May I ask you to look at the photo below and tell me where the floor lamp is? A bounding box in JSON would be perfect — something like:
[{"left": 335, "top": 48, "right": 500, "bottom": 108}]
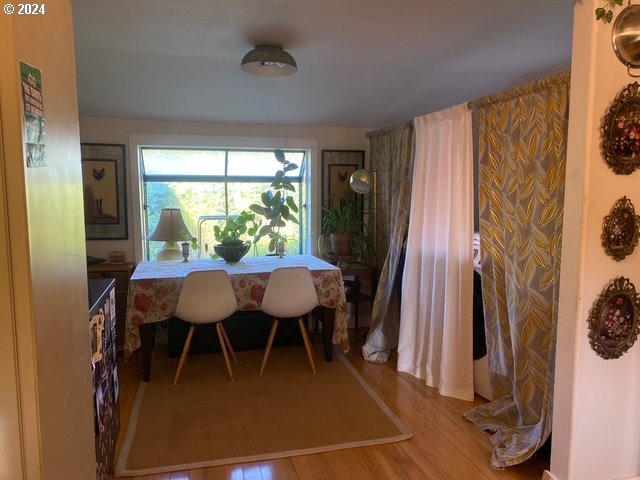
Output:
[{"left": 349, "top": 169, "right": 377, "bottom": 260}]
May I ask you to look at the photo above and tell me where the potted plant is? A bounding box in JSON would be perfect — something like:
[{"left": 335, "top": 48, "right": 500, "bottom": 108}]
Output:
[
  {"left": 320, "top": 192, "right": 370, "bottom": 261},
  {"left": 211, "top": 210, "right": 260, "bottom": 262},
  {"left": 249, "top": 149, "right": 300, "bottom": 254}
]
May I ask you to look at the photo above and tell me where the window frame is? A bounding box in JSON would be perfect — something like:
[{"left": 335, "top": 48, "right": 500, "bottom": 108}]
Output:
[{"left": 128, "top": 134, "right": 317, "bottom": 263}]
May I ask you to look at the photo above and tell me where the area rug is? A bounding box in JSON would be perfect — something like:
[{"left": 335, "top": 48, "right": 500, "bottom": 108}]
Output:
[{"left": 114, "top": 346, "right": 411, "bottom": 477}]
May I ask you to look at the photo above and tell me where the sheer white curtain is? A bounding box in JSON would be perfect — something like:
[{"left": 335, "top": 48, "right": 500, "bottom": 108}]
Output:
[{"left": 397, "top": 103, "right": 474, "bottom": 401}]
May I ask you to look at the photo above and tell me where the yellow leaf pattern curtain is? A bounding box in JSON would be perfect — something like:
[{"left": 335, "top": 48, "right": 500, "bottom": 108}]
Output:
[
  {"left": 362, "top": 122, "right": 415, "bottom": 363},
  {"left": 464, "top": 71, "right": 570, "bottom": 468}
]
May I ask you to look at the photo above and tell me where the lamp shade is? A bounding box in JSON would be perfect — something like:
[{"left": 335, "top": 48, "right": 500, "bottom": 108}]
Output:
[
  {"left": 241, "top": 45, "right": 297, "bottom": 77},
  {"left": 350, "top": 169, "right": 372, "bottom": 194},
  {"left": 148, "top": 208, "right": 190, "bottom": 242}
]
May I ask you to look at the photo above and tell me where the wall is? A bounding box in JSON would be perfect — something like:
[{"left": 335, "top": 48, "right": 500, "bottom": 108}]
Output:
[
  {"left": 80, "top": 117, "right": 369, "bottom": 263},
  {"left": 549, "top": 1, "right": 640, "bottom": 479},
  {"left": 0, "top": 1, "right": 97, "bottom": 478}
]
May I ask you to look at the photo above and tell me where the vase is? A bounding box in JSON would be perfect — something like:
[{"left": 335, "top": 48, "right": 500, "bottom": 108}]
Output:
[{"left": 214, "top": 242, "right": 250, "bottom": 263}]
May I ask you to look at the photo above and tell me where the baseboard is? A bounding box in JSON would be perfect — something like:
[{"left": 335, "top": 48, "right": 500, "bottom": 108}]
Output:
[{"left": 544, "top": 470, "right": 640, "bottom": 480}]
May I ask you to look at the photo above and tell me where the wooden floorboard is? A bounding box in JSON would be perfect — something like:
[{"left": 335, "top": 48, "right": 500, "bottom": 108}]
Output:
[{"left": 115, "top": 327, "right": 549, "bottom": 480}]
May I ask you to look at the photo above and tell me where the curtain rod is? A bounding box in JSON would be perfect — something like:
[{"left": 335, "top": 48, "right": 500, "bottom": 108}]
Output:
[
  {"left": 365, "top": 70, "right": 570, "bottom": 137},
  {"left": 467, "top": 70, "right": 570, "bottom": 110},
  {"left": 366, "top": 120, "right": 414, "bottom": 139}
]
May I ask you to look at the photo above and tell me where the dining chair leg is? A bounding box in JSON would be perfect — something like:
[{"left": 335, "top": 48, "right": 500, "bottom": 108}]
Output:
[
  {"left": 260, "top": 318, "right": 279, "bottom": 375},
  {"left": 298, "top": 317, "right": 317, "bottom": 375},
  {"left": 216, "top": 323, "right": 235, "bottom": 381},
  {"left": 219, "top": 322, "right": 237, "bottom": 362},
  {"left": 173, "top": 325, "right": 195, "bottom": 384}
]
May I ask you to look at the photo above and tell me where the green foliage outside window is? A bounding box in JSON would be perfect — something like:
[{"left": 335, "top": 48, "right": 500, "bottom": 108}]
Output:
[{"left": 143, "top": 148, "right": 304, "bottom": 260}]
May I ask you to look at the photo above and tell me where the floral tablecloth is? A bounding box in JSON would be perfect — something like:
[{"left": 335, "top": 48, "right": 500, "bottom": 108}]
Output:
[{"left": 124, "top": 255, "right": 349, "bottom": 357}]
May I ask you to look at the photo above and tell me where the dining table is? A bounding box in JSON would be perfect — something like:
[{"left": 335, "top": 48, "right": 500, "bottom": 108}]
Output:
[{"left": 124, "top": 254, "right": 350, "bottom": 381}]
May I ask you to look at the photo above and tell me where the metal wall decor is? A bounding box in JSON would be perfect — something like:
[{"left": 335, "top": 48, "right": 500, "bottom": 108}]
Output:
[
  {"left": 602, "top": 196, "right": 640, "bottom": 260},
  {"left": 601, "top": 82, "right": 640, "bottom": 174},
  {"left": 612, "top": 3, "right": 640, "bottom": 77},
  {"left": 588, "top": 277, "right": 640, "bottom": 359}
]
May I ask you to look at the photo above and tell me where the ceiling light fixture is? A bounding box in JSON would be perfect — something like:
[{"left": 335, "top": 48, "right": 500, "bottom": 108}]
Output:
[{"left": 241, "top": 44, "right": 298, "bottom": 77}]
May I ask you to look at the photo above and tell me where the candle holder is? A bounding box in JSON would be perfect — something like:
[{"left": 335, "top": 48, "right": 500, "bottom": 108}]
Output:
[{"left": 181, "top": 242, "right": 190, "bottom": 262}]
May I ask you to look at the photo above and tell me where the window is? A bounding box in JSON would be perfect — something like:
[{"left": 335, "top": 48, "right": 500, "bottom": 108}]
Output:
[{"left": 141, "top": 147, "right": 308, "bottom": 260}]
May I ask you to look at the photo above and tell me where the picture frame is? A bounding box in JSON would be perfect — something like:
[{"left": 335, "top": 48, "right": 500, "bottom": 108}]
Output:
[
  {"left": 601, "top": 81, "right": 640, "bottom": 175},
  {"left": 587, "top": 276, "right": 640, "bottom": 359},
  {"left": 321, "top": 150, "right": 364, "bottom": 209},
  {"left": 601, "top": 196, "right": 640, "bottom": 261},
  {"left": 81, "top": 143, "right": 128, "bottom": 240}
]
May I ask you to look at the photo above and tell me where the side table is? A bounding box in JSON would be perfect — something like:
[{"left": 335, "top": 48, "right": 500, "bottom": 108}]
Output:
[{"left": 339, "top": 262, "right": 377, "bottom": 331}]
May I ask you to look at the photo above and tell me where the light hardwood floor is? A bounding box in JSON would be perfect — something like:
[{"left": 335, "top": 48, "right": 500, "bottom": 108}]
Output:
[{"left": 115, "top": 328, "right": 549, "bottom": 480}]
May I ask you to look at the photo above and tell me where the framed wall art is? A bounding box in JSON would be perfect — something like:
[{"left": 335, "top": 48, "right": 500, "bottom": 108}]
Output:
[
  {"left": 587, "top": 276, "right": 640, "bottom": 359},
  {"left": 601, "top": 81, "right": 640, "bottom": 174},
  {"left": 601, "top": 196, "right": 640, "bottom": 261},
  {"left": 81, "top": 143, "right": 128, "bottom": 240},
  {"left": 321, "top": 149, "right": 364, "bottom": 208}
]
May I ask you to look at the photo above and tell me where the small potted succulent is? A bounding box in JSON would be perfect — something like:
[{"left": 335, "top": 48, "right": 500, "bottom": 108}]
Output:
[{"left": 211, "top": 210, "right": 260, "bottom": 262}]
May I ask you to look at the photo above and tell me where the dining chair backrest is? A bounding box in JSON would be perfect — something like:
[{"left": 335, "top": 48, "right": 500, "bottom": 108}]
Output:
[
  {"left": 261, "top": 267, "right": 319, "bottom": 318},
  {"left": 175, "top": 270, "right": 238, "bottom": 324}
]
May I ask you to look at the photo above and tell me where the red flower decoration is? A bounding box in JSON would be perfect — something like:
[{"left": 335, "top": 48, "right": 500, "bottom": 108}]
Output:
[
  {"left": 134, "top": 293, "right": 151, "bottom": 314},
  {"left": 250, "top": 284, "right": 265, "bottom": 303}
]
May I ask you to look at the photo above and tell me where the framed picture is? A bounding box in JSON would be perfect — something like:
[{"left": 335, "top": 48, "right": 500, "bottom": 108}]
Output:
[
  {"left": 81, "top": 143, "right": 128, "bottom": 240},
  {"left": 587, "top": 276, "right": 640, "bottom": 359},
  {"left": 601, "top": 82, "right": 640, "bottom": 174},
  {"left": 601, "top": 196, "right": 640, "bottom": 261},
  {"left": 321, "top": 150, "right": 364, "bottom": 208}
]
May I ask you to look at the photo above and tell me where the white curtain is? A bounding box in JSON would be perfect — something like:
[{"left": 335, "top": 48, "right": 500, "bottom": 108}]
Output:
[{"left": 397, "top": 103, "right": 474, "bottom": 401}]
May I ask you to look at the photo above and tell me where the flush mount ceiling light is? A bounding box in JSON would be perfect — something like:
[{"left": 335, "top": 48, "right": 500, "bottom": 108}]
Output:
[{"left": 241, "top": 44, "right": 297, "bottom": 77}]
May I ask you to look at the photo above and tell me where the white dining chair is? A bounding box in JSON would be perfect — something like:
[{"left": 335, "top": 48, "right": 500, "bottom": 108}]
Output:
[
  {"left": 259, "top": 267, "right": 319, "bottom": 375},
  {"left": 173, "top": 270, "right": 238, "bottom": 384}
]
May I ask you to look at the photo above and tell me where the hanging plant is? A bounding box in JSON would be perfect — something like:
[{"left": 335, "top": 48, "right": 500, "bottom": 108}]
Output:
[{"left": 596, "top": 0, "right": 624, "bottom": 23}]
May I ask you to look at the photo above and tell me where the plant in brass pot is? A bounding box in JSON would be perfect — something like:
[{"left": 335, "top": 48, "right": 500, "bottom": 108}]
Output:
[
  {"left": 320, "top": 192, "right": 371, "bottom": 263},
  {"left": 211, "top": 210, "right": 260, "bottom": 262},
  {"left": 249, "top": 149, "right": 299, "bottom": 254}
]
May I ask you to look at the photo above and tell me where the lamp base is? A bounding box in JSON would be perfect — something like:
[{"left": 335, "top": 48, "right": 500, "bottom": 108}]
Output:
[{"left": 156, "top": 242, "right": 182, "bottom": 261}]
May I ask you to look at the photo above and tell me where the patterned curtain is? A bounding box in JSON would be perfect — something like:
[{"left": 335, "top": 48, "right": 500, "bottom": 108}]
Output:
[
  {"left": 464, "top": 71, "right": 570, "bottom": 467},
  {"left": 362, "top": 122, "right": 415, "bottom": 363}
]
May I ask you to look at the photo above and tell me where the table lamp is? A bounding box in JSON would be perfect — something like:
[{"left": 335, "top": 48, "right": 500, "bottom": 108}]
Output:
[{"left": 147, "top": 208, "right": 191, "bottom": 261}]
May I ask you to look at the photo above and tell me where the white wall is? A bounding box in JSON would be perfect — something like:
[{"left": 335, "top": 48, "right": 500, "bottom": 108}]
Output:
[
  {"left": 79, "top": 117, "right": 369, "bottom": 263},
  {"left": 550, "top": 2, "right": 640, "bottom": 479}
]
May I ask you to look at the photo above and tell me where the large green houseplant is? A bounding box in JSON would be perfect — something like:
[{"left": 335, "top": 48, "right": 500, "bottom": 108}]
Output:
[
  {"left": 320, "top": 192, "right": 371, "bottom": 262},
  {"left": 249, "top": 149, "right": 300, "bottom": 253}
]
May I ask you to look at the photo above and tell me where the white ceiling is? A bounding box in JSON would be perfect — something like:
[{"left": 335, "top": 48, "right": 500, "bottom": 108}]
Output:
[{"left": 72, "top": 0, "right": 574, "bottom": 130}]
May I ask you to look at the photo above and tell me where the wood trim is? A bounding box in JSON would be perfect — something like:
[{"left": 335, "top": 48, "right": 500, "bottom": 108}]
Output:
[{"left": 0, "top": 14, "right": 42, "bottom": 479}]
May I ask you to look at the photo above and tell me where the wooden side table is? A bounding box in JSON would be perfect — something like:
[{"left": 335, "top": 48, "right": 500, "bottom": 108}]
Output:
[{"left": 339, "top": 262, "right": 377, "bottom": 331}]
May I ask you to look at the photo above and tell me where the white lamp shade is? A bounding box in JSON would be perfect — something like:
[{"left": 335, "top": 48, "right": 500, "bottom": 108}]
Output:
[
  {"left": 148, "top": 208, "right": 191, "bottom": 242},
  {"left": 350, "top": 169, "right": 372, "bottom": 194}
]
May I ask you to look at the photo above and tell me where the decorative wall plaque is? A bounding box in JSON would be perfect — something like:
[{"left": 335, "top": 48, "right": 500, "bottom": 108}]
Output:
[
  {"left": 601, "top": 196, "right": 640, "bottom": 261},
  {"left": 601, "top": 82, "right": 640, "bottom": 174},
  {"left": 588, "top": 277, "right": 640, "bottom": 359}
]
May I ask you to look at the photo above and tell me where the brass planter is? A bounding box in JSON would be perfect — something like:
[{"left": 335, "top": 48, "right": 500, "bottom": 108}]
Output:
[{"left": 330, "top": 233, "right": 352, "bottom": 257}]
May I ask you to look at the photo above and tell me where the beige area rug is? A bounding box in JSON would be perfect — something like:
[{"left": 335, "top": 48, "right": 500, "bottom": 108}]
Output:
[{"left": 115, "top": 346, "right": 411, "bottom": 477}]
